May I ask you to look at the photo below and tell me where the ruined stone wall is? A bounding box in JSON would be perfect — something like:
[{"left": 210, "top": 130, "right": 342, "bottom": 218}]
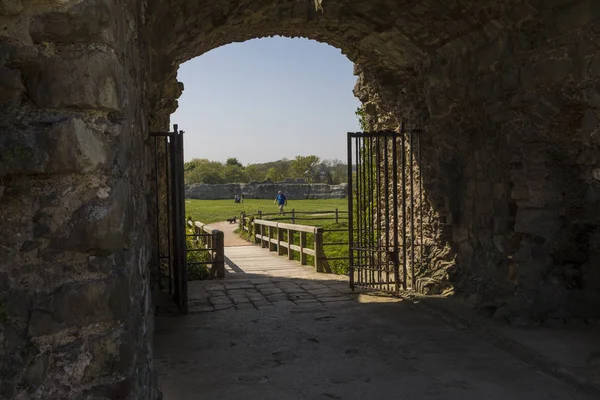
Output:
[
  {"left": 356, "top": 3, "right": 600, "bottom": 324},
  {"left": 185, "top": 182, "right": 348, "bottom": 200},
  {"left": 0, "top": 0, "right": 159, "bottom": 397}
]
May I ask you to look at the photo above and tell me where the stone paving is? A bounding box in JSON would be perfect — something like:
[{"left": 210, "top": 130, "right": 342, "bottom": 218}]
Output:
[
  {"left": 187, "top": 245, "right": 358, "bottom": 313},
  {"left": 155, "top": 243, "right": 597, "bottom": 400}
]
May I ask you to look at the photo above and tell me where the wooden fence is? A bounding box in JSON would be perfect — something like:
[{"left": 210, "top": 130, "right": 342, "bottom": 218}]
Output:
[
  {"left": 242, "top": 208, "right": 348, "bottom": 224},
  {"left": 186, "top": 219, "right": 225, "bottom": 279},
  {"left": 241, "top": 218, "right": 334, "bottom": 273}
]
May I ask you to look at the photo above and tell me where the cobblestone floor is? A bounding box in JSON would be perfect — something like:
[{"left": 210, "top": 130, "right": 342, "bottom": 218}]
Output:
[
  {"left": 187, "top": 245, "right": 362, "bottom": 313},
  {"left": 155, "top": 244, "right": 595, "bottom": 400}
]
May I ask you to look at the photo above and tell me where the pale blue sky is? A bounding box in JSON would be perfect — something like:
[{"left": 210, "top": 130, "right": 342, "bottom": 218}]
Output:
[{"left": 171, "top": 37, "right": 362, "bottom": 164}]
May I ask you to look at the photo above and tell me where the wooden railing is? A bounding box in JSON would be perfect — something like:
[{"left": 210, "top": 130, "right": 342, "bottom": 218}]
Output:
[
  {"left": 249, "top": 219, "right": 332, "bottom": 273},
  {"left": 186, "top": 220, "right": 225, "bottom": 279},
  {"left": 242, "top": 208, "right": 348, "bottom": 224}
]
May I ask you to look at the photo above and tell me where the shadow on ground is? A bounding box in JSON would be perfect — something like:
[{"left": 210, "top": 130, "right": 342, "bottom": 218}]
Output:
[{"left": 154, "top": 267, "right": 599, "bottom": 400}]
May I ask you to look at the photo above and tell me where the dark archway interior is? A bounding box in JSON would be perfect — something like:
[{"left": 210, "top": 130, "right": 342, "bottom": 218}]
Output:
[{"left": 0, "top": 0, "right": 599, "bottom": 398}]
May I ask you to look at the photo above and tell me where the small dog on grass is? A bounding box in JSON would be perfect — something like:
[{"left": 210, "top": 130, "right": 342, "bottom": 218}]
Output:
[{"left": 227, "top": 216, "right": 237, "bottom": 224}]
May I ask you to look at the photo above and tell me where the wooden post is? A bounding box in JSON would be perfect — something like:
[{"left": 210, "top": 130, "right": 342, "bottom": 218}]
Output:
[
  {"left": 277, "top": 225, "right": 284, "bottom": 255},
  {"left": 314, "top": 227, "right": 323, "bottom": 272},
  {"left": 314, "top": 227, "right": 331, "bottom": 273},
  {"left": 288, "top": 229, "right": 294, "bottom": 260},
  {"left": 335, "top": 208, "right": 339, "bottom": 224},
  {"left": 241, "top": 212, "right": 246, "bottom": 230},
  {"left": 258, "top": 210, "right": 262, "bottom": 220},
  {"left": 213, "top": 230, "right": 225, "bottom": 278},
  {"left": 292, "top": 209, "right": 295, "bottom": 224},
  {"left": 268, "top": 226, "right": 275, "bottom": 251},
  {"left": 260, "top": 223, "right": 266, "bottom": 248},
  {"left": 300, "top": 232, "right": 307, "bottom": 265}
]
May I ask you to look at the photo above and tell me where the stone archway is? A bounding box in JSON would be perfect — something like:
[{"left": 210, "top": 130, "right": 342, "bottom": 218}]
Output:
[{"left": 1, "top": 0, "right": 599, "bottom": 398}]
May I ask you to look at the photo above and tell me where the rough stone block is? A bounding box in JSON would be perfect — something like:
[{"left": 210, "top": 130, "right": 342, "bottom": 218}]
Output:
[
  {"left": 535, "top": 58, "right": 575, "bottom": 84},
  {"left": 555, "top": 0, "right": 600, "bottom": 34},
  {"left": 453, "top": 226, "right": 469, "bottom": 243},
  {"left": 30, "top": 0, "right": 116, "bottom": 45},
  {"left": 0, "top": 0, "right": 22, "bottom": 15},
  {"left": 0, "top": 65, "right": 24, "bottom": 110},
  {"left": 511, "top": 185, "right": 529, "bottom": 200},
  {"left": 567, "top": 290, "right": 600, "bottom": 318},
  {"left": 83, "top": 331, "right": 130, "bottom": 382},
  {"left": 50, "top": 180, "right": 133, "bottom": 252},
  {"left": 28, "top": 276, "right": 130, "bottom": 336},
  {"left": 1, "top": 118, "right": 111, "bottom": 175},
  {"left": 24, "top": 51, "right": 121, "bottom": 111},
  {"left": 476, "top": 182, "right": 492, "bottom": 198},
  {"left": 492, "top": 183, "right": 508, "bottom": 199},
  {"left": 474, "top": 198, "right": 493, "bottom": 214},
  {"left": 514, "top": 208, "right": 560, "bottom": 238}
]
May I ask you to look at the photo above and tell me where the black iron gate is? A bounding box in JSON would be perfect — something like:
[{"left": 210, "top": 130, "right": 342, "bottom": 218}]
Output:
[
  {"left": 151, "top": 124, "right": 188, "bottom": 313},
  {"left": 347, "top": 128, "right": 424, "bottom": 295}
]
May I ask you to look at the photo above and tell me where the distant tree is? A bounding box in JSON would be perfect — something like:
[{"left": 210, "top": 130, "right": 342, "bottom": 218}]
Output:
[
  {"left": 184, "top": 160, "right": 225, "bottom": 184},
  {"left": 265, "top": 167, "right": 282, "bottom": 182},
  {"left": 222, "top": 164, "right": 248, "bottom": 183},
  {"left": 325, "top": 159, "right": 347, "bottom": 184},
  {"left": 291, "top": 155, "right": 320, "bottom": 182},
  {"left": 226, "top": 157, "right": 243, "bottom": 168},
  {"left": 245, "top": 164, "right": 263, "bottom": 182}
]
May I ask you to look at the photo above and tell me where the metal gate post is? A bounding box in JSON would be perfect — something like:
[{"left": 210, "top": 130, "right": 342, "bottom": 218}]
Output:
[{"left": 347, "top": 133, "right": 354, "bottom": 290}]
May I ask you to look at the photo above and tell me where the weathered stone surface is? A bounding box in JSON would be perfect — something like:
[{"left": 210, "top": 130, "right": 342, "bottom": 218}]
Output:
[
  {"left": 0, "top": 118, "right": 111, "bottom": 175},
  {"left": 24, "top": 52, "right": 121, "bottom": 110},
  {"left": 186, "top": 181, "right": 348, "bottom": 200},
  {"left": 1, "top": 0, "right": 599, "bottom": 398},
  {"left": 30, "top": 0, "right": 116, "bottom": 45},
  {"left": 50, "top": 180, "right": 133, "bottom": 252},
  {"left": 28, "top": 276, "right": 130, "bottom": 336},
  {"left": 0, "top": 0, "right": 23, "bottom": 16},
  {"left": 0, "top": 65, "right": 24, "bottom": 110}
]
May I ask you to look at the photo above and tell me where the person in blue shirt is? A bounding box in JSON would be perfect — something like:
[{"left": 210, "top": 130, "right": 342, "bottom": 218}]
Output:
[{"left": 274, "top": 191, "right": 287, "bottom": 214}]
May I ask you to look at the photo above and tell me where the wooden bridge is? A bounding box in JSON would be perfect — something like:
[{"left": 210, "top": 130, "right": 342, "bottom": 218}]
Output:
[{"left": 185, "top": 219, "right": 352, "bottom": 313}]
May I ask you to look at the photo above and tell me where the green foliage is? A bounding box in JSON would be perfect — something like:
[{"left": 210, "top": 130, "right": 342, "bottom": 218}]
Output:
[
  {"left": 222, "top": 164, "right": 248, "bottom": 183},
  {"left": 355, "top": 106, "right": 370, "bottom": 131},
  {"left": 226, "top": 157, "right": 243, "bottom": 167},
  {"left": 186, "top": 229, "right": 209, "bottom": 280},
  {"left": 265, "top": 167, "right": 282, "bottom": 182},
  {"left": 183, "top": 156, "right": 348, "bottom": 185},
  {"left": 185, "top": 159, "right": 226, "bottom": 184},
  {"left": 291, "top": 155, "right": 320, "bottom": 182}
]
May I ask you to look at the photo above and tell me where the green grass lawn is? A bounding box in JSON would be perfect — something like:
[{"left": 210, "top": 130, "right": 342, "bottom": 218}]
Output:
[{"left": 185, "top": 198, "right": 348, "bottom": 224}]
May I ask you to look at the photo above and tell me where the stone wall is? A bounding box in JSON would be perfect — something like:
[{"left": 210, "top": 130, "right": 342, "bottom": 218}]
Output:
[
  {"left": 356, "top": 2, "right": 600, "bottom": 324},
  {"left": 1, "top": 0, "right": 600, "bottom": 398},
  {"left": 185, "top": 182, "right": 348, "bottom": 200},
  {"left": 0, "top": 0, "right": 158, "bottom": 397}
]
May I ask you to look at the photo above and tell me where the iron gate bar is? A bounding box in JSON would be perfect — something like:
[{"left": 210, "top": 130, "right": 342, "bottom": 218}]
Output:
[
  {"left": 346, "top": 133, "right": 354, "bottom": 290},
  {"left": 166, "top": 134, "right": 172, "bottom": 295},
  {"left": 376, "top": 137, "right": 381, "bottom": 290},
  {"left": 153, "top": 135, "right": 160, "bottom": 290},
  {"left": 419, "top": 130, "right": 424, "bottom": 277},
  {"left": 393, "top": 130, "right": 400, "bottom": 294},
  {"left": 384, "top": 135, "right": 390, "bottom": 291},
  {"left": 348, "top": 129, "right": 428, "bottom": 294},
  {"left": 410, "top": 130, "right": 416, "bottom": 289},
  {"left": 150, "top": 125, "right": 188, "bottom": 313}
]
